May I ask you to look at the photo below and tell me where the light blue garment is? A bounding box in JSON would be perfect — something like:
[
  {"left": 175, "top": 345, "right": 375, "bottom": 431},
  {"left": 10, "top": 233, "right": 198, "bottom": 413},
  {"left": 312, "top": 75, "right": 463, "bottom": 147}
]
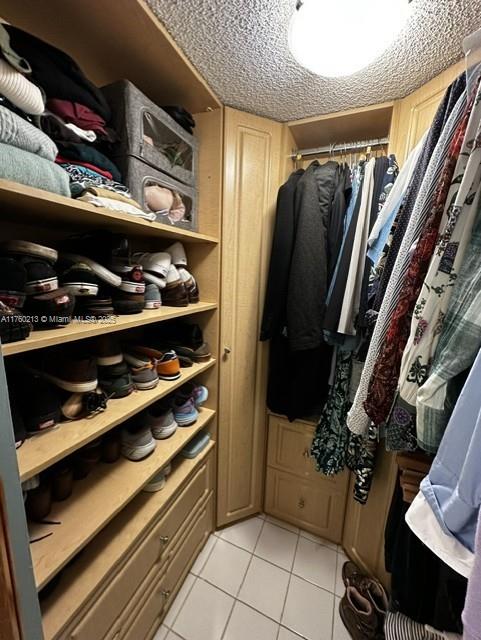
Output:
[
  {"left": 421, "top": 347, "right": 481, "bottom": 553},
  {"left": 367, "top": 193, "right": 403, "bottom": 265}
]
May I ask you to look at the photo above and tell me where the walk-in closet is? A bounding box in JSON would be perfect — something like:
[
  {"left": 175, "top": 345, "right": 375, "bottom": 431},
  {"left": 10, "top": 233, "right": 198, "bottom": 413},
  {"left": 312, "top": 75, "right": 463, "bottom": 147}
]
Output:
[{"left": 0, "top": 1, "right": 480, "bottom": 639}]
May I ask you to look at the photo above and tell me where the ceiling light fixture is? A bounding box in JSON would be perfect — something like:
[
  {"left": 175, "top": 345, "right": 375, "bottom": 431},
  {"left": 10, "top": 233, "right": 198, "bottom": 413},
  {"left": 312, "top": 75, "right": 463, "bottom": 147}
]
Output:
[{"left": 288, "top": 0, "right": 412, "bottom": 78}]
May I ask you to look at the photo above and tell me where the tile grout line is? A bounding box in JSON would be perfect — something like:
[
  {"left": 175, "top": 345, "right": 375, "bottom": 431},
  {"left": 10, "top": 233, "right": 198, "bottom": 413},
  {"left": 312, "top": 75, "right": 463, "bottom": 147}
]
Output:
[
  {"left": 275, "top": 529, "right": 300, "bottom": 639},
  {"left": 330, "top": 550, "right": 340, "bottom": 640},
  {"left": 164, "top": 517, "right": 339, "bottom": 640},
  {"left": 165, "top": 572, "right": 198, "bottom": 633},
  {"left": 219, "top": 516, "right": 267, "bottom": 640}
]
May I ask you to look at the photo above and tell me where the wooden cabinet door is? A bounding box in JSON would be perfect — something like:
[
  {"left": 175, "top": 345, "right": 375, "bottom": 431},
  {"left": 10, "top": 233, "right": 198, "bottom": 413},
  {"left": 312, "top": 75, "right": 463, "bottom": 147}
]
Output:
[{"left": 217, "top": 107, "right": 283, "bottom": 526}]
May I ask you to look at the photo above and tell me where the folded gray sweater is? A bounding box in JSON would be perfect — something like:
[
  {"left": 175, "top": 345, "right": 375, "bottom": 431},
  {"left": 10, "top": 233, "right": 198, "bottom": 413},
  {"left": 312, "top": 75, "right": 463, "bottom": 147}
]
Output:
[
  {"left": 0, "top": 105, "right": 57, "bottom": 160},
  {"left": 0, "top": 142, "right": 70, "bottom": 196}
]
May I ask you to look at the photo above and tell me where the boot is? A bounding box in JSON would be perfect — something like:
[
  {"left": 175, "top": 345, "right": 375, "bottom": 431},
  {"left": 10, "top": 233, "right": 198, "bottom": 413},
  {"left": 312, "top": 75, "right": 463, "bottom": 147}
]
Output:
[
  {"left": 339, "top": 586, "right": 379, "bottom": 640},
  {"left": 342, "top": 561, "right": 388, "bottom": 637}
]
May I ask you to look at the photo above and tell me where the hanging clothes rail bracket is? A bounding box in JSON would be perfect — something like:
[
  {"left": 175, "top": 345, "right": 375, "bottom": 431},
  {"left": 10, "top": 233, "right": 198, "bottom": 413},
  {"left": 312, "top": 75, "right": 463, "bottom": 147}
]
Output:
[{"left": 291, "top": 137, "right": 390, "bottom": 159}]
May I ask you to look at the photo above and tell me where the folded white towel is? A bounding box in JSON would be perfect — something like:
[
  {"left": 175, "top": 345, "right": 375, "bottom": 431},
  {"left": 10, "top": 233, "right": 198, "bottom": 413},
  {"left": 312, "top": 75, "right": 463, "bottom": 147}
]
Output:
[{"left": 0, "top": 59, "right": 44, "bottom": 115}]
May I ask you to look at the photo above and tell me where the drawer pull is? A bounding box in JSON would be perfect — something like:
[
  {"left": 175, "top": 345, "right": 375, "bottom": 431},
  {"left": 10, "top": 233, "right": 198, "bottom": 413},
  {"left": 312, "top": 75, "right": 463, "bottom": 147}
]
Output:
[
  {"left": 159, "top": 535, "right": 169, "bottom": 544},
  {"left": 303, "top": 448, "right": 310, "bottom": 460},
  {"left": 298, "top": 497, "right": 305, "bottom": 509},
  {"left": 161, "top": 590, "right": 171, "bottom": 599}
]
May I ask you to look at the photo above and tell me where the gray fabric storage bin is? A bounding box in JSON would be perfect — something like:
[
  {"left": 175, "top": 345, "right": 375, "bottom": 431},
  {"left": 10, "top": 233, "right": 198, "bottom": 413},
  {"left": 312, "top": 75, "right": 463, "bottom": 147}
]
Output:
[
  {"left": 116, "top": 154, "right": 198, "bottom": 231},
  {"left": 102, "top": 79, "right": 197, "bottom": 187}
]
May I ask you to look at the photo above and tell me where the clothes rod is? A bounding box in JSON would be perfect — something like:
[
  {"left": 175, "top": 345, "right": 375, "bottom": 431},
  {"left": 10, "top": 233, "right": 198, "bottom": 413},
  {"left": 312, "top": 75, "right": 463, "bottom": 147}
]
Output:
[{"left": 291, "top": 137, "right": 390, "bottom": 159}]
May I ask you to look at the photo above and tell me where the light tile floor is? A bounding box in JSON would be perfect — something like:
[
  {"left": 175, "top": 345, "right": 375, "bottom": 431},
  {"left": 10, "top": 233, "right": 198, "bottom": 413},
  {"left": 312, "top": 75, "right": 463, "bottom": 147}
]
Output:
[{"left": 154, "top": 514, "right": 350, "bottom": 640}]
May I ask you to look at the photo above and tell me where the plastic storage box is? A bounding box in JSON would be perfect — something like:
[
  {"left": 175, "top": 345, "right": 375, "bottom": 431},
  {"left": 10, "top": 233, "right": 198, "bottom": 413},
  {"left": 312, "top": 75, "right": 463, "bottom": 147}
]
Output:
[{"left": 102, "top": 79, "right": 198, "bottom": 187}]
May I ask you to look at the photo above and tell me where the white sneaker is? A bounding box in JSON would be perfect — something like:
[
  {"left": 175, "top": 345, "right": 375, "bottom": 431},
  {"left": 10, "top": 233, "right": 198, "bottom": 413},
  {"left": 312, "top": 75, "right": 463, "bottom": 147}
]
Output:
[
  {"left": 142, "top": 471, "right": 166, "bottom": 492},
  {"left": 132, "top": 252, "right": 171, "bottom": 289},
  {"left": 166, "top": 241, "right": 188, "bottom": 267}
]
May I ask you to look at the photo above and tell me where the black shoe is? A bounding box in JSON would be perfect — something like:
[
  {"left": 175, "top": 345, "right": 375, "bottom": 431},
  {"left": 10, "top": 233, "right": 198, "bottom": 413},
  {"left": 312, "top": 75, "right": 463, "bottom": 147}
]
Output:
[
  {"left": 18, "top": 256, "right": 58, "bottom": 295},
  {"left": 7, "top": 367, "right": 61, "bottom": 435},
  {"left": 74, "top": 284, "right": 114, "bottom": 318},
  {"left": 24, "top": 287, "right": 75, "bottom": 328},
  {"left": 111, "top": 288, "right": 145, "bottom": 315},
  {"left": 0, "top": 301, "right": 31, "bottom": 343},
  {"left": 59, "top": 261, "right": 100, "bottom": 297},
  {"left": 0, "top": 257, "right": 27, "bottom": 309},
  {"left": 98, "top": 361, "right": 134, "bottom": 398}
]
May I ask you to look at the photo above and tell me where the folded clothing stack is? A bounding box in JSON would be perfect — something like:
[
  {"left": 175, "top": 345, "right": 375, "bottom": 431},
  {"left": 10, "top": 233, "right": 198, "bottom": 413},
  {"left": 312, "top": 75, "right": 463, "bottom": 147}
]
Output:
[
  {"left": 0, "top": 24, "right": 151, "bottom": 220},
  {"left": 0, "top": 25, "right": 70, "bottom": 195}
]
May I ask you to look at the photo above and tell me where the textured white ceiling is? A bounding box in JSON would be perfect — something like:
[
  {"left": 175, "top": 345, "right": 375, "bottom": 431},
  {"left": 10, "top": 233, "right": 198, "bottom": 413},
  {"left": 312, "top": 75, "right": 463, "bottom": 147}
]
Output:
[{"left": 147, "top": 0, "right": 481, "bottom": 122}]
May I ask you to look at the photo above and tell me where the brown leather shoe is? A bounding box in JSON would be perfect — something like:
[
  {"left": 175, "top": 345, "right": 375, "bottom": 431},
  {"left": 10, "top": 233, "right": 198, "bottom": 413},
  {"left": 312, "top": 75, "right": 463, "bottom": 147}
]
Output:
[
  {"left": 342, "top": 561, "right": 388, "bottom": 636},
  {"left": 163, "top": 265, "right": 189, "bottom": 307},
  {"left": 178, "top": 267, "right": 200, "bottom": 303},
  {"left": 339, "top": 586, "right": 379, "bottom": 640}
]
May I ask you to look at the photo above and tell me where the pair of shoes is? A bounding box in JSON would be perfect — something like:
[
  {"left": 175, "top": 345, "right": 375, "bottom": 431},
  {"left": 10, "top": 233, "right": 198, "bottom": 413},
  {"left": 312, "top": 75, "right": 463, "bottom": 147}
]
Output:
[
  {"left": 146, "top": 401, "right": 178, "bottom": 439},
  {"left": 134, "top": 241, "right": 199, "bottom": 307},
  {"left": 6, "top": 366, "right": 61, "bottom": 437},
  {"left": 123, "top": 345, "right": 181, "bottom": 382},
  {"left": 93, "top": 336, "right": 135, "bottom": 397},
  {"left": 0, "top": 240, "right": 75, "bottom": 328},
  {"left": 61, "top": 232, "right": 146, "bottom": 315},
  {"left": 142, "top": 460, "right": 173, "bottom": 493},
  {"left": 120, "top": 411, "right": 157, "bottom": 461},
  {"left": 25, "top": 346, "right": 98, "bottom": 393},
  {"left": 339, "top": 561, "right": 388, "bottom": 639},
  {"left": 172, "top": 381, "right": 208, "bottom": 427}
]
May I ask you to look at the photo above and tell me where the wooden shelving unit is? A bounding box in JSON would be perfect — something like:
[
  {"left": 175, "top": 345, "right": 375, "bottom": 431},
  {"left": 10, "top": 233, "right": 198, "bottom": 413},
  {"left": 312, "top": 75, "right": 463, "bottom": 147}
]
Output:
[
  {"left": 2, "top": 302, "right": 217, "bottom": 357},
  {"left": 0, "top": 180, "right": 218, "bottom": 244},
  {"left": 40, "top": 442, "right": 215, "bottom": 639},
  {"left": 18, "top": 359, "right": 216, "bottom": 482},
  {"left": 30, "top": 409, "right": 215, "bottom": 590},
  {"left": 0, "top": 2, "right": 223, "bottom": 635}
]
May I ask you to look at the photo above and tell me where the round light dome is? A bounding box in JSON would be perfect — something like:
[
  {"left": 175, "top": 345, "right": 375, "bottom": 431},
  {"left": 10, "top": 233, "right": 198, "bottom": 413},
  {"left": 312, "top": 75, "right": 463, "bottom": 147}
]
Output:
[{"left": 289, "top": 0, "right": 411, "bottom": 78}]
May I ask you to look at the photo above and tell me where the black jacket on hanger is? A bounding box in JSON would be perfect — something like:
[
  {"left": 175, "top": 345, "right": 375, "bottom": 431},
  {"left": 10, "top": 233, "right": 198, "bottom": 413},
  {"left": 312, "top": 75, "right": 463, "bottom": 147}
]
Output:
[
  {"left": 260, "top": 169, "right": 304, "bottom": 341},
  {"left": 287, "top": 160, "right": 338, "bottom": 351},
  {"left": 261, "top": 161, "right": 343, "bottom": 421}
]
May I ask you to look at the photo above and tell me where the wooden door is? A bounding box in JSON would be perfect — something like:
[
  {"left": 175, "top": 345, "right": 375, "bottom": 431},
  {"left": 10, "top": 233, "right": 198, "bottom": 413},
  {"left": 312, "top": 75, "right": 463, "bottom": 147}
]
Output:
[{"left": 217, "top": 107, "right": 283, "bottom": 526}]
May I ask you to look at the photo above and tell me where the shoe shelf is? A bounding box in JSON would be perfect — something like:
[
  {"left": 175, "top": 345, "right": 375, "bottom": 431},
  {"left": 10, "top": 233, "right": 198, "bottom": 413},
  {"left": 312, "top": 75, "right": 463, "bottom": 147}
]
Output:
[
  {"left": 29, "top": 408, "right": 215, "bottom": 591},
  {"left": 2, "top": 302, "right": 218, "bottom": 356},
  {"left": 0, "top": 180, "right": 219, "bottom": 244},
  {"left": 17, "top": 359, "right": 216, "bottom": 482},
  {"left": 40, "top": 442, "right": 215, "bottom": 640}
]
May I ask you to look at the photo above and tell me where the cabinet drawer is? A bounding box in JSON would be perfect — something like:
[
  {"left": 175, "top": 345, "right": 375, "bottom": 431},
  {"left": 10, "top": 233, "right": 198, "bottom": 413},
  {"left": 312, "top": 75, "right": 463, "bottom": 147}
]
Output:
[
  {"left": 66, "top": 459, "right": 212, "bottom": 640},
  {"left": 152, "top": 457, "right": 212, "bottom": 564},
  {"left": 265, "top": 467, "right": 347, "bottom": 542},
  {"left": 267, "top": 415, "right": 319, "bottom": 480},
  {"left": 122, "top": 496, "right": 213, "bottom": 640}
]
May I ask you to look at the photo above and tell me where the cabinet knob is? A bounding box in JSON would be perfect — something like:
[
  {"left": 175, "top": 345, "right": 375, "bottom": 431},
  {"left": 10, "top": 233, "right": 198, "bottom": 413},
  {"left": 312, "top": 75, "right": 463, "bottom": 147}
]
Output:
[
  {"left": 303, "top": 448, "right": 310, "bottom": 460},
  {"left": 298, "top": 497, "right": 305, "bottom": 509},
  {"left": 159, "top": 535, "right": 169, "bottom": 544},
  {"left": 223, "top": 346, "right": 232, "bottom": 357},
  {"left": 161, "top": 590, "right": 171, "bottom": 599}
]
